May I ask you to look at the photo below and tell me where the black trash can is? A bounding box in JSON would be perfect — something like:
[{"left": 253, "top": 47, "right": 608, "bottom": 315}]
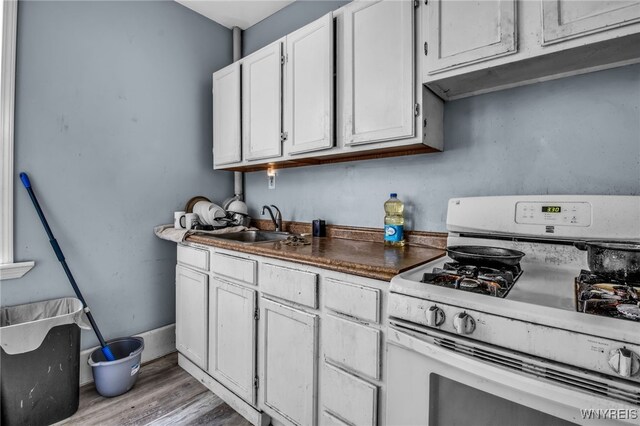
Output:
[{"left": 1, "top": 298, "right": 86, "bottom": 426}]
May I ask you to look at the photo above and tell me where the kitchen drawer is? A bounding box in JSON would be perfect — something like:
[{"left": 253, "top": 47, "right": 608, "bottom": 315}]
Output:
[
  {"left": 322, "top": 411, "right": 349, "bottom": 426},
  {"left": 211, "top": 252, "right": 257, "bottom": 285},
  {"left": 177, "top": 244, "right": 209, "bottom": 271},
  {"left": 260, "top": 263, "right": 318, "bottom": 308},
  {"left": 323, "top": 315, "right": 380, "bottom": 380},
  {"left": 322, "top": 364, "right": 378, "bottom": 426},
  {"left": 324, "top": 278, "right": 380, "bottom": 323}
]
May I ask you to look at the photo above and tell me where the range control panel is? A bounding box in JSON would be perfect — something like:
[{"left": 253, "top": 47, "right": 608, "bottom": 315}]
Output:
[{"left": 515, "top": 202, "right": 591, "bottom": 227}]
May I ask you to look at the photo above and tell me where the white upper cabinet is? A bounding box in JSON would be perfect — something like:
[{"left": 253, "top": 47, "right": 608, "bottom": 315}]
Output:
[
  {"left": 243, "top": 41, "right": 283, "bottom": 161},
  {"left": 342, "top": 0, "right": 415, "bottom": 146},
  {"left": 212, "top": 62, "right": 242, "bottom": 167},
  {"left": 285, "top": 13, "right": 334, "bottom": 155},
  {"left": 542, "top": 0, "right": 640, "bottom": 45},
  {"left": 424, "top": 0, "right": 517, "bottom": 76},
  {"left": 422, "top": 0, "right": 640, "bottom": 100},
  {"left": 212, "top": 3, "right": 444, "bottom": 171},
  {"left": 208, "top": 278, "right": 257, "bottom": 405}
]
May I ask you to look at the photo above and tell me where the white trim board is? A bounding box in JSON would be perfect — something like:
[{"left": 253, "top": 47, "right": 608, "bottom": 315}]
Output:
[
  {"left": 79, "top": 323, "right": 177, "bottom": 385},
  {"left": 0, "top": 261, "right": 36, "bottom": 280},
  {"left": 1, "top": 0, "right": 34, "bottom": 279}
]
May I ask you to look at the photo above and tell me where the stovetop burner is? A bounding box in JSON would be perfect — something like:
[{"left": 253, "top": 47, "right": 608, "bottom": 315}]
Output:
[
  {"left": 576, "top": 270, "right": 640, "bottom": 321},
  {"left": 421, "top": 262, "right": 521, "bottom": 298}
]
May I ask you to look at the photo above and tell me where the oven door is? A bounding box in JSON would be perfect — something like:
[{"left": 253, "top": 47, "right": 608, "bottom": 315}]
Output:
[{"left": 386, "top": 322, "right": 639, "bottom": 426}]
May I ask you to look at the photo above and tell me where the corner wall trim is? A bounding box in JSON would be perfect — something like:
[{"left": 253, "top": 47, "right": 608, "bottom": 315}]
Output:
[{"left": 79, "top": 323, "right": 176, "bottom": 386}]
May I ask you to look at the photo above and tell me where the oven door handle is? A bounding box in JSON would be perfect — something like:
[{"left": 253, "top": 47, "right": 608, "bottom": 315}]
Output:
[{"left": 387, "top": 325, "right": 638, "bottom": 425}]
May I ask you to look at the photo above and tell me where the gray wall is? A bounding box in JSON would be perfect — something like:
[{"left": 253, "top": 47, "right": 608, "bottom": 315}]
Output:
[
  {"left": 243, "top": 2, "right": 640, "bottom": 232},
  {"left": 243, "top": 0, "right": 350, "bottom": 56},
  {"left": 4, "top": 1, "right": 233, "bottom": 349}
]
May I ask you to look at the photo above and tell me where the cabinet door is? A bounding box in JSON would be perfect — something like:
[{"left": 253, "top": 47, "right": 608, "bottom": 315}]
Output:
[
  {"left": 212, "top": 62, "right": 241, "bottom": 167},
  {"left": 176, "top": 265, "right": 208, "bottom": 370},
  {"left": 322, "top": 364, "right": 378, "bottom": 426},
  {"left": 342, "top": 0, "right": 414, "bottom": 146},
  {"left": 259, "top": 298, "right": 318, "bottom": 426},
  {"left": 208, "top": 278, "right": 257, "bottom": 404},
  {"left": 243, "top": 41, "right": 283, "bottom": 161},
  {"left": 423, "top": 0, "right": 516, "bottom": 76},
  {"left": 285, "top": 13, "right": 334, "bottom": 155},
  {"left": 542, "top": 0, "right": 640, "bottom": 45}
]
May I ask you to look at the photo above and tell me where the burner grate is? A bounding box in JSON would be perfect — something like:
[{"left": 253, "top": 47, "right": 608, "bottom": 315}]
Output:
[
  {"left": 576, "top": 270, "right": 640, "bottom": 321},
  {"left": 421, "top": 262, "right": 521, "bottom": 298}
]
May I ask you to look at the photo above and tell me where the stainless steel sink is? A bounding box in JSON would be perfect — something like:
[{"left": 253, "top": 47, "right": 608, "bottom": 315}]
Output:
[{"left": 210, "top": 230, "right": 290, "bottom": 244}]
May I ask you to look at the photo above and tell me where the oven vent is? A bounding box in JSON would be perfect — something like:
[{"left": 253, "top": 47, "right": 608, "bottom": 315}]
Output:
[{"left": 434, "top": 337, "right": 640, "bottom": 406}]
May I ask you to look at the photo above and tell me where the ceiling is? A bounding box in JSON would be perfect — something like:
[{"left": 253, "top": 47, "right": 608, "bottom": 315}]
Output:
[{"left": 176, "top": 0, "right": 296, "bottom": 30}]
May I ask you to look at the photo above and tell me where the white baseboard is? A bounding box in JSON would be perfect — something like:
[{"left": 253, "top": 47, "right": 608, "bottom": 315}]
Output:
[{"left": 79, "top": 323, "right": 176, "bottom": 385}]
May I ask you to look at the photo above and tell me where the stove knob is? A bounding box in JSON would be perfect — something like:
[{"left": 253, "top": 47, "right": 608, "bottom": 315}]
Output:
[
  {"left": 453, "top": 312, "right": 476, "bottom": 335},
  {"left": 425, "top": 305, "right": 445, "bottom": 327},
  {"left": 608, "top": 348, "right": 640, "bottom": 378}
]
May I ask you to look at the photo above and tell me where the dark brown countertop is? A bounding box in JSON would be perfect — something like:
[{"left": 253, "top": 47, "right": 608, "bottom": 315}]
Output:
[{"left": 185, "top": 233, "right": 445, "bottom": 282}]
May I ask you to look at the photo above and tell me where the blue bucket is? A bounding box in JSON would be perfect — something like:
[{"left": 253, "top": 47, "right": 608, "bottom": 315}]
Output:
[{"left": 88, "top": 337, "right": 144, "bottom": 397}]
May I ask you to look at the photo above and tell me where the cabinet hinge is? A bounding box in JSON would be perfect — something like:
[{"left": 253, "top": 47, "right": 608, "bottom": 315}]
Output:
[
  {"left": 280, "top": 131, "right": 288, "bottom": 142},
  {"left": 424, "top": 42, "right": 428, "bottom": 56},
  {"left": 254, "top": 308, "right": 260, "bottom": 320},
  {"left": 254, "top": 376, "right": 259, "bottom": 389},
  {"left": 281, "top": 54, "right": 288, "bottom": 65},
  {"left": 414, "top": 0, "right": 419, "bottom": 7},
  {"left": 414, "top": 103, "right": 420, "bottom": 117}
]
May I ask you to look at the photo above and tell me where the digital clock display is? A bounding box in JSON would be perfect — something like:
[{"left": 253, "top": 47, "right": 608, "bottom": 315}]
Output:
[{"left": 542, "top": 206, "right": 561, "bottom": 213}]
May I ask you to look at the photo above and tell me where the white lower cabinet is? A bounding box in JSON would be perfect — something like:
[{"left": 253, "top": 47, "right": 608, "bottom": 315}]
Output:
[
  {"left": 208, "top": 277, "right": 257, "bottom": 404},
  {"left": 322, "top": 411, "right": 350, "bottom": 426},
  {"left": 175, "top": 264, "right": 208, "bottom": 370},
  {"left": 323, "top": 315, "right": 381, "bottom": 380},
  {"left": 322, "top": 363, "right": 378, "bottom": 426},
  {"left": 259, "top": 297, "right": 318, "bottom": 426},
  {"left": 175, "top": 246, "right": 388, "bottom": 426},
  {"left": 321, "top": 282, "right": 383, "bottom": 426}
]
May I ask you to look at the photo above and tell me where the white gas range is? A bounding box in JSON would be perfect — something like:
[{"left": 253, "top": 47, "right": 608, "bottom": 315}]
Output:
[{"left": 386, "top": 196, "right": 640, "bottom": 426}]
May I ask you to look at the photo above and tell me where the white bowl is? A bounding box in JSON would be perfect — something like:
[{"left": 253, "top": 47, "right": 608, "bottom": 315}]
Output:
[{"left": 227, "top": 200, "right": 248, "bottom": 215}]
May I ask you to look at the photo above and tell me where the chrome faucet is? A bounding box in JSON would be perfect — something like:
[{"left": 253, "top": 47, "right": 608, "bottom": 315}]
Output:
[{"left": 261, "top": 205, "right": 282, "bottom": 232}]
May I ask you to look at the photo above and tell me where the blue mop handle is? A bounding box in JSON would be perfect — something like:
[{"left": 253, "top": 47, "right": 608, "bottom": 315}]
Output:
[{"left": 20, "top": 172, "right": 116, "bottom": 361}]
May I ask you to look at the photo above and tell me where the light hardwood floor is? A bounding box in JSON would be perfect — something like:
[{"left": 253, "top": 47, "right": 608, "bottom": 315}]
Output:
[{"left": 57, "top": 352, "right": 251, "bottom": 426}]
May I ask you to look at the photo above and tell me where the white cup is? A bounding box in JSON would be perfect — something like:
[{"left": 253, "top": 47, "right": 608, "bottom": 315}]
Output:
[
  {"left": 175, "top": 212, "right": 198, "bottom": 230},
  {"left": 182, "top": 213, "right": 199, "bottom": 230},
  {"left": 174, "top": 211, "right": 186, "bottom": 229}
]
